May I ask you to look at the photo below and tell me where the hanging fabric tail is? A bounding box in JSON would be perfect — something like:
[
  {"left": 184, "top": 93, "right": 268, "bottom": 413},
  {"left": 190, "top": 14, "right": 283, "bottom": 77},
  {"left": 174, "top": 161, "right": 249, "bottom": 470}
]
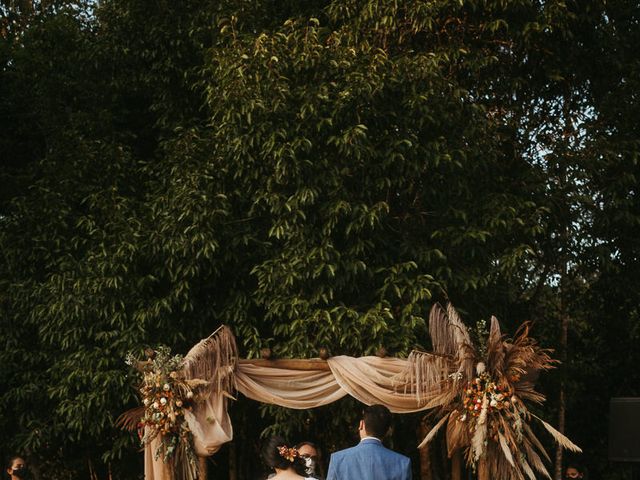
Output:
[{"left": 184, "top": 325, "right": 238, "bottom": 395}]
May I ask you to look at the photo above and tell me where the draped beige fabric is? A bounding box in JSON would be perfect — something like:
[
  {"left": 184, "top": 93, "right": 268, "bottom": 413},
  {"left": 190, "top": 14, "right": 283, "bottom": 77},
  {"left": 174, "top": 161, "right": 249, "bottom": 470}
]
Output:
[
  {"left": 145, "top": 437, "right": 170, "bottom": 480},
  {"left": 145, "top": 355, "right": 439, "bottom": 479},
  {"left": 327, "top": 356, "right": 434, "bottom": 413},
  {"left": 235, "top": 362, "right": 347, "bottom": 408},
  {"left": 145, "top": 335, "right": 236, "bottom": 479},
  {"left": 233, "top": 356, "right": 435, "bottom": 412}
]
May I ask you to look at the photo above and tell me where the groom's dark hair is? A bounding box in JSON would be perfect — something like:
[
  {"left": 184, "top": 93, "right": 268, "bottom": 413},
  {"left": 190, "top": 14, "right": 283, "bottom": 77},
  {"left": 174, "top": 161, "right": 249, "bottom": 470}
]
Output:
[{"left": 363, "top": 404, "right": 392, "bottom": 439}]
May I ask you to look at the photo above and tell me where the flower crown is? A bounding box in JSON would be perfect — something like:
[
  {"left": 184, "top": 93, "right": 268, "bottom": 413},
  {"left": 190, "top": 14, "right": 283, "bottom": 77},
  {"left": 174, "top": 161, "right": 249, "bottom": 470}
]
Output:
[{"left": 278, "top": 445, "right": 299, "bottom": 462}]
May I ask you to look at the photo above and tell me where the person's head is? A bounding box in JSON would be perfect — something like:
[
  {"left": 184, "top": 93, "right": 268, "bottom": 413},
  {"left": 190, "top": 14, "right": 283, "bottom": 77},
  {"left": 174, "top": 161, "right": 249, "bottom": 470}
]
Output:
[
  {"left": 295, "top": 441, "right": 320, "bottom": 477},
  {"left": 5, "top": 457, "right": 28, "bottom": 480},
  {"left": 359, "top": 404, "right": 392, "bottom": 439},
  {"left": 262, "top": 435, "right": 307, "bottom": 476},
  {"left": 565, "top": 463, "right": 587, "bottom": 480}
]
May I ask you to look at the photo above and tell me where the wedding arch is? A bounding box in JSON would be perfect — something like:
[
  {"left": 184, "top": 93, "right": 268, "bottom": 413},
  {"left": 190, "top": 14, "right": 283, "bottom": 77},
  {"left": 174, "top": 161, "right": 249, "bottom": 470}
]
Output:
[{"left": 125, "top": 304, "right": 580, "bottom": 480}]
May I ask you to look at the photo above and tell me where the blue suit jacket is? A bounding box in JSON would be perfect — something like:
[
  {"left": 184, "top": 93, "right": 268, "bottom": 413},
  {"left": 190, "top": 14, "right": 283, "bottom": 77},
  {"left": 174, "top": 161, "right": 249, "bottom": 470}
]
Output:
[{"left": 326, "top": 438, "right": 411, "bottom": 480}]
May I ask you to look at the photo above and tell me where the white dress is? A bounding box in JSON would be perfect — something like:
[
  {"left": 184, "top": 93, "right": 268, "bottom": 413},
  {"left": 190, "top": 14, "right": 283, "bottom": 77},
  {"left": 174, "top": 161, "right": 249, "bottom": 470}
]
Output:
[{"left": 266, "top": 477, "right": 315, "bottom": 480}]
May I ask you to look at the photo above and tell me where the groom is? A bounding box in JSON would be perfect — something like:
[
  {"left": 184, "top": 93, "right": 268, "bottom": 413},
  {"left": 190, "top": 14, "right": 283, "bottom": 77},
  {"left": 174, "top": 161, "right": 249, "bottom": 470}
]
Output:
[{"left": 326, "top": 404, "right": 411, "bottom": 480}]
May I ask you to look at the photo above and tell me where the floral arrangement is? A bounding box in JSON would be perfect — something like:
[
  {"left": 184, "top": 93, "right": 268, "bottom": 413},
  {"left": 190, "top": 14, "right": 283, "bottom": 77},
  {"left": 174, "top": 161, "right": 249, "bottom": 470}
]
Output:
[
  {"left": 402, "top": 303, "right": 581, "bottom": 480},
  {"left": 118, "top": 327, "right": 238, "bottom": 480},
  {"left": 460, "top": 369, "right": 513, "bottom": 422},
  {"left": 125, "top": 346, "right": 208, "bottom": 480},
  {"left": 278, "top": 445, "right": 300, "bottom": 462}
]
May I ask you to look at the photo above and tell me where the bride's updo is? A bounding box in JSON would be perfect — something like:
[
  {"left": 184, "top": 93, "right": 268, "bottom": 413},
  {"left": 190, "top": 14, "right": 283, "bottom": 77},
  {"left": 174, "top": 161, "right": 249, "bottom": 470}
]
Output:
[{"left": 262, "top": 435, "right": 307, "bottom": 476}]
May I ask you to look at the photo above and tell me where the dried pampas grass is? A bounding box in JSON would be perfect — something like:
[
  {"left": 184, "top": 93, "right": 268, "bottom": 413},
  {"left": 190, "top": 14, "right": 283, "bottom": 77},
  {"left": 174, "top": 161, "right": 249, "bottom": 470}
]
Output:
[{"left": 408, "top": 303, "right": 580, "bottom": 480}]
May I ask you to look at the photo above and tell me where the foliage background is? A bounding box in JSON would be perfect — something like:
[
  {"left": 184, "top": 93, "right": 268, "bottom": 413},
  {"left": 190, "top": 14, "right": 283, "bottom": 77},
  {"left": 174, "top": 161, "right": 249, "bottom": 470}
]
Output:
[{"left": 1, "top": 0, "right": 639, "bottom": 479}]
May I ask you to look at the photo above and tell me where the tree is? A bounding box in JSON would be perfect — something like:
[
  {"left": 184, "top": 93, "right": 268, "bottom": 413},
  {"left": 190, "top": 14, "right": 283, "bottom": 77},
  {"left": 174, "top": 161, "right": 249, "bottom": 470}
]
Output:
[{"left": 1, "top": 1, "right": 639, "bottom": 479}]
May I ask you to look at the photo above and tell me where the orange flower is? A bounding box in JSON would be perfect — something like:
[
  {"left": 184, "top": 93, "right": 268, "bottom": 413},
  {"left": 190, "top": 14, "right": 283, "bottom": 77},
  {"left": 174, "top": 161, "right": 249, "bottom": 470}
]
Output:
[{"left": 277, "top": 445, "right": 299, "bottom": 462}]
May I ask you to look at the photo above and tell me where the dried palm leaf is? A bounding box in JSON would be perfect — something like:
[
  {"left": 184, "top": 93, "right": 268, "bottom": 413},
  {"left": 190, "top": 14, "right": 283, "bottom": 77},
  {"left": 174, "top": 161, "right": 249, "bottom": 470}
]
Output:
[
  {"left": 184, "top": 325, "right": 238, "bottom": 395},
  {"left": 533, "top": 415, "right": 583, "bottom": 452},
  {"left": 429, "top": 303, "right": 456, "bottom": 356},
  {"left": 410, "top": 303, "right": 579, "bottom": 477},
  {"left": 115, "top": 406, "right": 145, "bottom": 431},
  {"left": 486, "top": 316, "right": 505, "bottom": 376},
  {"left": 522, "top": 437, "right": 551, "bottom": 478},
  {"left": 446, "top": 411, "right": 469, "bottom": 457},
  {"left": 418, "top": 412, "right": 450, "bottom": 449},
  {"left": 497, "top": 430, "right": 515, "bottom": 467},
  {"left": 445, "top": 304, "right": 476, "bottom": 380},
  {"left": 521, "top": 458, "right": 537, "bottom": 480},
  {"left": 505, "top": 323, "right": 556, "bottom": 379},
  {"left": 514, "top": 382, "right": 546, "bottom": 404},
  {"left": 421, "top": 386, "right": 460, "bottom": 410},
  {"left": 522, "top": 421, "right": 552, "bottom": 462},
  {"left": 398, "top": 350, "right": 453, "bottom": 404},
  {"left": 488, "top": 443, "right": 524, "bottom": 480},
  {"left": 429, "top": 304, "right": 475, "bottom": 363}
]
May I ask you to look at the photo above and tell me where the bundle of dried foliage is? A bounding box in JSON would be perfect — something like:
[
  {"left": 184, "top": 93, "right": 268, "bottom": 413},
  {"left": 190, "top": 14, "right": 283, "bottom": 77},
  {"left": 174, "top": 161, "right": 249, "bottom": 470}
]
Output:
[{"left": 401, "top": 303, "right": 581, "bottom": 479}]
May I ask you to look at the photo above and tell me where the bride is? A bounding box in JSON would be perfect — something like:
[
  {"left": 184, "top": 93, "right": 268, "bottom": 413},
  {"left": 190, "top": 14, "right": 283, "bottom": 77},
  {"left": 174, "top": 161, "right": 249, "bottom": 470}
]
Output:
[{"left": 262, "top": 436, "right": 316, "bottom": 480}]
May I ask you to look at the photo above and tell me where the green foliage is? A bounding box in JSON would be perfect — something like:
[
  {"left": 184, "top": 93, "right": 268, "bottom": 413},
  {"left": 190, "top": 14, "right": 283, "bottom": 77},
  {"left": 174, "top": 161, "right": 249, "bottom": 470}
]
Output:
[{"left": 1, "top": 0, "right": 639, "bottom": 479}]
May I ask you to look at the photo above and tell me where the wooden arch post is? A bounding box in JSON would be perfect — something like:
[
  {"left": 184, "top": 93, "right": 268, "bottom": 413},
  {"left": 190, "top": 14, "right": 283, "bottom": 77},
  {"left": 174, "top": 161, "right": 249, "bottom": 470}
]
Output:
[
  {"left": 197, "top": 457, "right": 207, "bottom": 480},
  {"left": 451, "top": 450, "right": 462, "bottom": 480},
  {"left": 477, "top": 458, "right": 489, "bottom": 480}
]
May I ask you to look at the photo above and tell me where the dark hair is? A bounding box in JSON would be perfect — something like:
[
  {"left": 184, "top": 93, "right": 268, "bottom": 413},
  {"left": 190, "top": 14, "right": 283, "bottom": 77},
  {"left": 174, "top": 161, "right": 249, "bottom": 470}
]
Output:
[
  {"left": 262, "top": 435, "right": 307, "bottom": 476},
  {"left": 295, "top": 440, "right": 318, "bottom": 453},
  {"left": 566, "top": 462, "right": 589, "bottom": 480},
  {"left": 5, "top": 456, "right": 25, "bottom": 477},
  {"left": 295, "top": 441, "right": 324, "bottom": 477},
  {"left": 363, "top": 404, "right": 392, "bottom": 439}
]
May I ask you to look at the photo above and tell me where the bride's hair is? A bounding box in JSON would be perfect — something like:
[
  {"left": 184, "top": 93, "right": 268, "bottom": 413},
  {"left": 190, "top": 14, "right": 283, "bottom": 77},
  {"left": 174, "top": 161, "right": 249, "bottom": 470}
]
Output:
[{"left": 262, "top": 435, "right": 307, "bottom": 476}]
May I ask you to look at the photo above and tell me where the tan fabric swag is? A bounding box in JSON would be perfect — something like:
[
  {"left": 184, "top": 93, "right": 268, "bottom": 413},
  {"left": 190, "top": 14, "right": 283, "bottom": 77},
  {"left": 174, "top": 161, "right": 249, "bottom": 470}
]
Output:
[
  {"left": 327, "top": 356, "right": 434, "bottom": 413},
  {"left": 235, "top": 362, "right": 347, "bottom": 408},
  {"left": 145, "top": 355, "right": 434, "bottom": 479}
]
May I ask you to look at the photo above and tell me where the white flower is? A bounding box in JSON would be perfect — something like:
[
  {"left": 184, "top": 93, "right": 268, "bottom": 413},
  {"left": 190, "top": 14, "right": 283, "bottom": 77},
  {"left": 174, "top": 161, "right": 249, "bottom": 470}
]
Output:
[
  {"left": 143, "top": 398, "right": 150, "bottom": 406},
  {"left": 186, "top": 391, "right": 194, "bottom": 399},
  {"left": 153, "top": 401, "right": 159, "bottom": 409},
  {"left": 490, "top": 399, "right": 498, "bottom": 407},
  {"left": 163, "top": 383, "right": 170, "bottom": 391},
  {"left": 160, "top": 397, "right": 167, "bottom": 405},
  {"left": 476, "top": 362, "right": 486, "bottom": 374}
]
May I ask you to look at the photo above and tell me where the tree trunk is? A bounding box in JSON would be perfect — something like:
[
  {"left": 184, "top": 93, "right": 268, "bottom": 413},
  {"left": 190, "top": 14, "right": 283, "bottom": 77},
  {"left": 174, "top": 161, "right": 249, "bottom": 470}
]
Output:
[{"left": 555, "top": 312, "right": 569, "bottom": 480}]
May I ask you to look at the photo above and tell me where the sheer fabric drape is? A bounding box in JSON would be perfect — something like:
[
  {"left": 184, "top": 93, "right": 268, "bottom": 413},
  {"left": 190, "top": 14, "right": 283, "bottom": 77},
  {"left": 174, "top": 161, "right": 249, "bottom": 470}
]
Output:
[{"left": 145, "top": 356, "right": 433, "bottom": 479}]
